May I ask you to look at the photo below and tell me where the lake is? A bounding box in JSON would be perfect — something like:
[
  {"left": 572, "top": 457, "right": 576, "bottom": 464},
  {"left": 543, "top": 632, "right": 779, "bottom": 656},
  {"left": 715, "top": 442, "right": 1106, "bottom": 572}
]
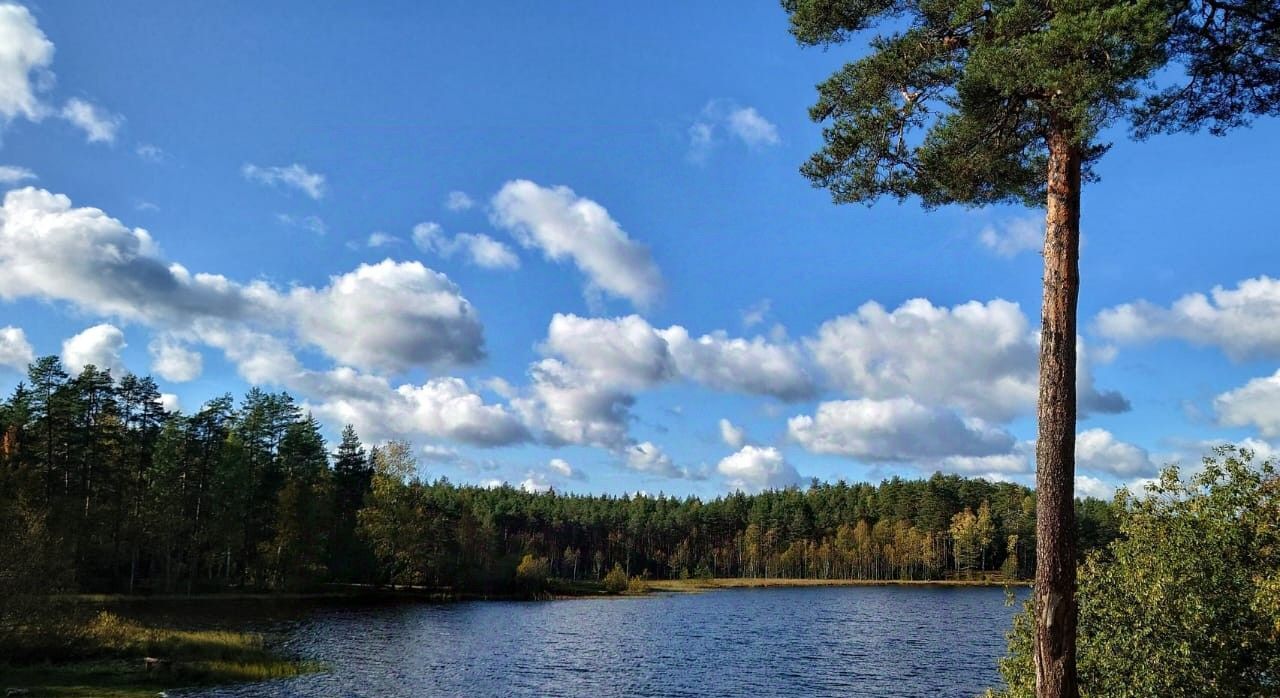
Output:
[{"left": 178, "top": 585, "right": 1026, "bottom": 697}]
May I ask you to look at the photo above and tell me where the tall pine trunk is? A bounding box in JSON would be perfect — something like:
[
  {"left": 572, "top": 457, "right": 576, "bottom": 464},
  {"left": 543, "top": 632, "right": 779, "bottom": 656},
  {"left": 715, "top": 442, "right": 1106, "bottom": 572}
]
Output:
[{"left": 1034, "top": 130, "right": 1081, "bottom": 698}]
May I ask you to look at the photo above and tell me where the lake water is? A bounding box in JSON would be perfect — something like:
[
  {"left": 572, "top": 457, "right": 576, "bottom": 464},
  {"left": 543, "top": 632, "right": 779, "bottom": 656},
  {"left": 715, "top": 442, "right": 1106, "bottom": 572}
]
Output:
[{"left": 179, "top": 586, "right": 1025, "bottom": 697}]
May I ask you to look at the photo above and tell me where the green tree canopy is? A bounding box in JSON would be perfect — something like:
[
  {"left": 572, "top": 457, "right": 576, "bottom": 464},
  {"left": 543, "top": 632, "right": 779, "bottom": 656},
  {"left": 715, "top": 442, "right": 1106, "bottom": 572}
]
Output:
[{"left": 990, "top": 446, "right": 1280, "bottom": 697}]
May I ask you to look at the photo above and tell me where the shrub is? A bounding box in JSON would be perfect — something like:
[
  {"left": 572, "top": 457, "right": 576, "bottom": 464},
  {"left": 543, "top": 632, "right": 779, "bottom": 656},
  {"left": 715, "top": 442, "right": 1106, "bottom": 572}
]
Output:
[
  {"left": 987, "top": 446, "right": 1280, "bottom": 697},
  {"left": 627, "top": 576, "right": 648, "bottom": 594},
  {"left": 514, "top": 553, "right": 550, "bottom": 592},
  {"left": 602, "top": 564, "right": 628, "bottom": 594}
]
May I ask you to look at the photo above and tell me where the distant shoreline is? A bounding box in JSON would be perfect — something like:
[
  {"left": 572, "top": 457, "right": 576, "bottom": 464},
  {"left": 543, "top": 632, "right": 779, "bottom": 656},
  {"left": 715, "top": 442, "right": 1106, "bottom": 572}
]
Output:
[
  {"left": 58, "top": 576, "right": 1029, "bottom": 607},
  {"left": 646, "top": 577, "right": 1030, "bottom": 592}
]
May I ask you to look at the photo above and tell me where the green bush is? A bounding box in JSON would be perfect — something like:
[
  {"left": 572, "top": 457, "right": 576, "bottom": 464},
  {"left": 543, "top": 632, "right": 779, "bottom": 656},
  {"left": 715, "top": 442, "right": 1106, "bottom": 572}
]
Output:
[
  {"left": 988, "top": 446, "right": 1280, "bottom": 697},
  {"left": 626, "top": 576, "right": 648, "bottom": 594},
  {"left": 602, "top": 564, "right": 628, "bottom": 594}
]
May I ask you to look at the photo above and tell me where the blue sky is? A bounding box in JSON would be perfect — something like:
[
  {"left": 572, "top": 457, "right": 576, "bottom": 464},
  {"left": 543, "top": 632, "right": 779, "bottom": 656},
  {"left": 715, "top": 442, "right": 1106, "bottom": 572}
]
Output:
[{"left": 2, "top": 2, "right": 1279, "bottom": 498}]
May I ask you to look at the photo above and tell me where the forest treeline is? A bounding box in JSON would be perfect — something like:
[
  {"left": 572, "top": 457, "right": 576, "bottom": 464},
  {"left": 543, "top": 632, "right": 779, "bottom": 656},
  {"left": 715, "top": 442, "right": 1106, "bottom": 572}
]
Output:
[{"left": 0, "top": 357, "right": 1121, "bottom": 595}]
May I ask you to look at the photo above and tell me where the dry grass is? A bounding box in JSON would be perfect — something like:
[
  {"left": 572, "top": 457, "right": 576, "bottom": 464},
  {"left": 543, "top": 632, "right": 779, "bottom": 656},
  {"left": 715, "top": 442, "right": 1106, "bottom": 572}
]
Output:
[{"left": 0, "top": 611, "right": 320, "bottom": 698}]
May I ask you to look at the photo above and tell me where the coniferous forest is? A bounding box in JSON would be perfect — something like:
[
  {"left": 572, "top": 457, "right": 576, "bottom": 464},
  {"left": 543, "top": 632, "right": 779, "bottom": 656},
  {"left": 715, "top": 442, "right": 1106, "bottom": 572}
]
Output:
[{"left": 0, "top": 357, "right": 1123, "bottom": 597}]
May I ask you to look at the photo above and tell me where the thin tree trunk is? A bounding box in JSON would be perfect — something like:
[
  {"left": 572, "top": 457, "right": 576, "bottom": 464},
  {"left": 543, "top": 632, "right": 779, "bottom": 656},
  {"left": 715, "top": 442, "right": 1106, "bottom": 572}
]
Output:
[{"left": 1034, "top": 130, "right": 1081, "bottom": 698}]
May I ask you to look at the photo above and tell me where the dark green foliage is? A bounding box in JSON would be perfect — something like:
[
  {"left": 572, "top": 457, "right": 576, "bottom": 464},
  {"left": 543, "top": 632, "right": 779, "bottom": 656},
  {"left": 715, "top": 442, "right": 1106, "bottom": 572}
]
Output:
[
  {"left": 989, "top": 447, "right": 1280, "bottom": 697},
  {"left": 783, "top": 0, "right": 1279, "bottom": 207},
  {"left": 0, "top": 356, "right": 1123, "bottom": 598}
]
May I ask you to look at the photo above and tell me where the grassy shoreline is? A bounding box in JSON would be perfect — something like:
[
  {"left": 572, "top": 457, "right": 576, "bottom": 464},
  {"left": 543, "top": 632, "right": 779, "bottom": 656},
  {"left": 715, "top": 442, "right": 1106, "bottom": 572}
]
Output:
[{"left": 0, "top": 611, "right": 319, "bottom": 698}]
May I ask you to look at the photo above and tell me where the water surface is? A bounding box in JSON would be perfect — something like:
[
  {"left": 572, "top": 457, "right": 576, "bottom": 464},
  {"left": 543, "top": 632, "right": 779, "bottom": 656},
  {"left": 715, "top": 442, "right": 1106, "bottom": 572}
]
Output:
[{"left": 180, "top": 585, "right": 1024, "bottom": 697}]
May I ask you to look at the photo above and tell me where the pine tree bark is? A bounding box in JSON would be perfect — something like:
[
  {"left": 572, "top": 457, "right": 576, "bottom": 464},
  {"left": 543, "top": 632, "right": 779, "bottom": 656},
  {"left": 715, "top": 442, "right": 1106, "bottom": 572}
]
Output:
[{"left": 1034, "top": 130, "right": 1081, "bottom": 698}]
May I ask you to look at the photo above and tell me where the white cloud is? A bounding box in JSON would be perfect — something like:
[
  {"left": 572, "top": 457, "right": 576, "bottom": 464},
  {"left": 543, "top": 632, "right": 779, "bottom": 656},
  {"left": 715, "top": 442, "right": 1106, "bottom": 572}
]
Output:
[
  {"left": 275, "top": 213, "right": 327, "bottom": 235},
  {"left": 688, "top": 101, "right": 780, "bottom": 161},
  {"left": 242, "top": 163, "right": 326, "bottom": 200},
  {"left": 0, "top": 188, "right": 487, "bottom": 375},
  {"left": 741, "top": 299, "right": 771, "bottom": 328},
  {"left": 135, "top": 144, "right": 165, "bottom": 162},
  {"left": 1075, "top": 428, "right": 1157, "bottom": 477},
  {"left": 148, "top": 335, "right": 202, "bottom": 382},
  {"left": 543, "top": 313, "right": 814, "bottom": 401},
  {"left": 0, "top": 325, "right": 33, "bottom": 371},
  {"left": 718, "top": 445, "right": 800, "bottom": 492},
  {"left": 491, "top": 180, "right": 662, "bottom": 307},
  {"left": 158, "top": 392, "right": 181, "bottom": 413},
  {"left": 295, "top": 365, "right": 528, "bottom": 448},
  {"left": 1096, "top": 276, "right": 1280, "bottom": 360},
  {"left": 1075, "top": 475, "right": 1115, "bottom": 500},
  {"left": 810, "top": 297, "right": 1127, "bottom": 422},
  {"left": 288, "top": 259, "right": 485, "bottom": 373},
  {"left": 520, "top": 472, "right": 553, "bottom": 493},
  {"left": 543, "top": 314, "right": 675, "bottom": 387},
  {"left": 412, "top": 221, "right": 519, "bottom": 270},
  {"left": 624, "top": 441, "right": 683, "bottom": 478},
  {"left": 60, "top": 98, "right": 122, "bottom": 144},
  {"left": 62, "top": 323, "right": 126, "bottom": 375},
  {"left": 726, "top": 106, "right": 780, "bottom": 147},
  {"left": 365, "top": 231, "right": 400, "bottom": 247},
  {"left": 0, "top": 164, "right": 35, "bottom": 184},
  {"left": 660, "top": 326, "right": 815, "bottom": 400},
  {"left": 719, "top": 418, "right": 746, "bottom": 449},
  {"left": 1214, "top": 369, "right": 1280, "bottom": 437},
  {"left": 548, "top": 457, "right": 585, "bottom": 481},
  {"left": 445, "top": 190, "right": 474, "bottom": 212},
  {"left": 0, "top": 4, "right": 53, "bottom": 123},
  {"left": 787, "top": 397, "right": 1015, "bottom": 462},
  {"left": 979, "top": 214, "right": 1042, "bottom": 257},
  {"left": 513, "top": 358, "right": 635, "bottom": 449}
]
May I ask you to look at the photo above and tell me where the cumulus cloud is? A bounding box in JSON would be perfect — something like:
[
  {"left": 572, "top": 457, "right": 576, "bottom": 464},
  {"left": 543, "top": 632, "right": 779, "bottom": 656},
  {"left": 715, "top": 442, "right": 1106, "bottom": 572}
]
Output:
[
  {"left": 1075, "top": 475, "right": 1115, "bottom": 500},
  {"left": 296, "top": 366, "right": 529, "bottom": 447},
  {"left": 0, "top": 325, "right": 33, "bottom": 371},
  {"left": 0, "top": 4, "right": 53, "bottom": 124},
  {"left": 787, "top": 398, "right": 1015, "bottom": 462},
  {"left": 718, "top": 445, "right": 800, "bottom": 492},
  {"left": 412, "top": 222, "right": 519, "bottom": 270},
  {"left": 548, "top": 457, "right": 585, "bottom": 481},
  {"left": 148, "top": 335, "right": 202, "bottom": 382},
  {"left": 0, "top": 188, "right": 487, "bottom": 374},
  {"left": 624, "top": 441, "right": 684, "bottom": 478},
  {"left": 1096, "top": 276, "right": 1280, "bottom": 360},
  {"left": 543, "top": 314, "right": 675, "bottom": 387},
  {"left": 979, "top": 214, "right": 1042, "bottom": 257},
  {"left": 719, "top": 418, "right": 746, "bottom": 449},
  {"left": 491, "top": 180, "right": 662, "bottom": 308},
  {"left": 519, "top": 472, "right": 553, "bottom": 493},
  {"left": 0, "top": 165, "right": 35, "bottom": 184},
  {"left": 242, "top": 163, "right": 326, "bottom": 200},
  {"left": 1075, "top": 428, "right": 1157, "bottom": 477},
  {"left": 810, "top": 297, "right": 1127, "bottom": 422},
  {"left": 688, "top": 101, "right": 780, "bottom": 161},
  {"left": 513, "top": 358, "right": 635, "bottom": 449},
  {"left": 60, "top": 97, "right": 122, "bottom": 144},
  {"left": 288, "top": 259, "right": 485, "bottom": 372},
  {"left": 660, "top": 326, "right": 815, "bottom": 400},
  {"left": 1214, "top": 370, "right": 1280, "bottom": 437},
  {"left": 158, "top": 392, "right": 181, "bottom": 413},
  {"left": 543, "top": 313, "right": 814, "bottom": 400},
  {"left": 445, "top": 191, "right": 474, "bottom": 212},
  {"left": 62, "top": 323, "right": 126, "bottom": 375}
]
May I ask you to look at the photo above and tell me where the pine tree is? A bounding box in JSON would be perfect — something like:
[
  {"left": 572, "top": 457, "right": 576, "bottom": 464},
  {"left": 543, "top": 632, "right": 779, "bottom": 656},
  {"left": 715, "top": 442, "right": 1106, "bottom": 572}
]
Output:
[{"left": 781, "top": 2, "right": 1278, "bottom": 692}]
